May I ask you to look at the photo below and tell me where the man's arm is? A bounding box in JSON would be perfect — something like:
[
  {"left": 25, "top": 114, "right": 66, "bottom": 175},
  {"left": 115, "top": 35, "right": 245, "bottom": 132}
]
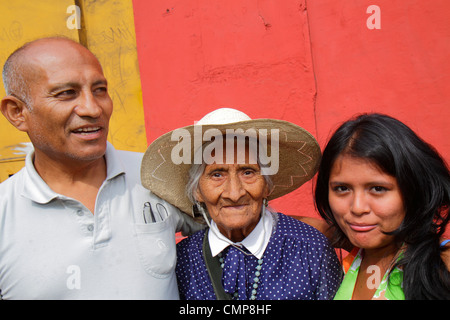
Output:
[
  {"left": 173, "top": 208, "right": 206, "bottom": 236},
  {"left": 145, "top": 191, "right": 206, "bottom": 236}
]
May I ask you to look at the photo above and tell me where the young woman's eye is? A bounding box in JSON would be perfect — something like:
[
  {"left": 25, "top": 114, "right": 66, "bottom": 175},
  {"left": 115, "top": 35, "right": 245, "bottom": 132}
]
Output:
[
  {"left": 371, "top": 186, "right": 388, "bottom": 193},
  {"left": 333, "top": 186, "right": 349, "bottom": 193}
]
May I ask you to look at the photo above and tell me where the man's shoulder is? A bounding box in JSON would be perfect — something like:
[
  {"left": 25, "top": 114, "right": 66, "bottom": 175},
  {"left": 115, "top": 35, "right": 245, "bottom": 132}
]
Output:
[
  {"left": 108, "top": 147, "right": 144, "bottom": 183},
  {"left": 0, "top": 169, "right": 25, "bottom": 217},
  {"left": 115, "top": 149, "right": 144, "bottom": 163},
  {"left": 0, "top": 167, "right": 24, "bottom": 193}
]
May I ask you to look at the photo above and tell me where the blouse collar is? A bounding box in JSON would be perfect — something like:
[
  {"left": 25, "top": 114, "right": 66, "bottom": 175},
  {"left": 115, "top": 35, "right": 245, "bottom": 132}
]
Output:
[{"left": 208, "top": 209, "right": 274, "bottom": 259}]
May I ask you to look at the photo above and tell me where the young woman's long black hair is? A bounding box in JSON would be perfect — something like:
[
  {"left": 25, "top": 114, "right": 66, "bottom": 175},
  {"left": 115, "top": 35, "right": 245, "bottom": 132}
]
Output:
[{"left": 315, "top": 113, "right": 450, "bottom": 299}]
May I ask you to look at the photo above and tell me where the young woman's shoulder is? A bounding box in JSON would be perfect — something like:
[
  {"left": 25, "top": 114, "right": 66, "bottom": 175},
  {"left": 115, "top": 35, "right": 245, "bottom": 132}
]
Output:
[{"left": 440, "top": 239, "right": 450, "bottom": 271}]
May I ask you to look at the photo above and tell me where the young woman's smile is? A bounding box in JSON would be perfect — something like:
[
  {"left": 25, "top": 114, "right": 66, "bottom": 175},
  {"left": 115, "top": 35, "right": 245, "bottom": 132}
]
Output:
[{"left": 328, "top": 155, "right": 406, "bottom": 251}]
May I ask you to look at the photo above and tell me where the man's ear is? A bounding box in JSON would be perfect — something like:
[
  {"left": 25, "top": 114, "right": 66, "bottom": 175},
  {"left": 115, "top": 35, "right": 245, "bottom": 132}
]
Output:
[{"left": 0, "top": 95, "right": 30, "bottom": 132}]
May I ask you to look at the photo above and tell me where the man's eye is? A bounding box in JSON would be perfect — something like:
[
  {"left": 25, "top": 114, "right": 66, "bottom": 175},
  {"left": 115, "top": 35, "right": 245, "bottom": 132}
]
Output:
[
  {"left": 55, "top": 90, "right": 76, "bottom": 98},
  {"left": 94, "top": 87, "right": 108, "bottom": 95}
]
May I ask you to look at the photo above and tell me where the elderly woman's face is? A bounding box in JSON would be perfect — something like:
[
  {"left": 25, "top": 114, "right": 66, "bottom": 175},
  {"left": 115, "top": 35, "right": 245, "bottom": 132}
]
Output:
[{"left": 195, "top": 155, "right": 270, "bottom": 242}]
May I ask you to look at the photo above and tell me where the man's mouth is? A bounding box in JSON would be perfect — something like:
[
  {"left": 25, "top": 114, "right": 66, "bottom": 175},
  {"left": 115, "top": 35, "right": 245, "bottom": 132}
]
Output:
[{"left": 72, "top": 126, "right": 102, "bottom": 135}]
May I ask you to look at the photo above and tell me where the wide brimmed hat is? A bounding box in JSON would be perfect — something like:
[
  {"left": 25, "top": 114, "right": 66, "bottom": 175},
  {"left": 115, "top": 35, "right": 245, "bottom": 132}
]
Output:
[{"left": 141, "top": 108, "right": 321, "bottom": 217}]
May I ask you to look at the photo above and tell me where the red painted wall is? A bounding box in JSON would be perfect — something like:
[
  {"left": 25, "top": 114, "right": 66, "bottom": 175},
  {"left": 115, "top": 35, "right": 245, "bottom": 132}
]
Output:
[
  {"left": 133, "top": 0, "right": 449, "bottom": 237},
  {"left": 308, "top": 0, "right": 450, "bottom": 153},
  {"left": 133, "top": 0, "right": 318, "bottom": 218},
  {"left": 306, "top": 0, "right": 450, "bottom": 237}
]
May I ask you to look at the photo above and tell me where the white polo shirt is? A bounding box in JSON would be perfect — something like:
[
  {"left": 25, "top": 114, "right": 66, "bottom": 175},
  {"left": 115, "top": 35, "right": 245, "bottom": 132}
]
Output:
[{"left": 0, "top": 143, "right": 202, "bottom": 300}]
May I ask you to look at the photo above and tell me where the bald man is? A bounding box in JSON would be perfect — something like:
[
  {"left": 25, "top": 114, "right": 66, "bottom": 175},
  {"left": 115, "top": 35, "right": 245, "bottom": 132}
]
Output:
[{"left": 0, "top": 37, "right": 201, "bottom": 299}]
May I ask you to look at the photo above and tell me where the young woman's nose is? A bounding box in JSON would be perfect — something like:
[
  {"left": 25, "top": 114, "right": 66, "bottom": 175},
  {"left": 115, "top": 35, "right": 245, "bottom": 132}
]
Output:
[{"left": 350, "top": 191, "right": 370, "bottom": 215}]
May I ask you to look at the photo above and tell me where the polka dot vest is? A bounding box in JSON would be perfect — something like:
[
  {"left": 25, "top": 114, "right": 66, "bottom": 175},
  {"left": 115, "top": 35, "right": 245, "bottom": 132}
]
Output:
[{"left": 176, "top": 212, "right": 342, "bottom": 300}]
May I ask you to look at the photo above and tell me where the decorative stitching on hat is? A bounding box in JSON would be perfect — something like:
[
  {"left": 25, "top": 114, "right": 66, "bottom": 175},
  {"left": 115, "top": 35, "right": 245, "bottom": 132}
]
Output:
[
  {"left": 150, "top": 146, "right": 173, "bottom": 182},
  {"left": 269, "top": 131, "right": 315, "bottom": 191}
]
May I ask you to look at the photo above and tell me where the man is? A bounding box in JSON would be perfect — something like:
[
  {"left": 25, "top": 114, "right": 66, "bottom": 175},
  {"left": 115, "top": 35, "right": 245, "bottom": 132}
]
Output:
[{"left": 0, "top": 37, "right": 201, "bottom": 299}]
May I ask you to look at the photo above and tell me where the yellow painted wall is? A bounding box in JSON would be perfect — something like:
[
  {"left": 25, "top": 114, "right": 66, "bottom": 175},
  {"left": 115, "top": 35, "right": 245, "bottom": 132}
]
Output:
[{"left": 0, "top": 0, "right": 146, "bottom": 182}]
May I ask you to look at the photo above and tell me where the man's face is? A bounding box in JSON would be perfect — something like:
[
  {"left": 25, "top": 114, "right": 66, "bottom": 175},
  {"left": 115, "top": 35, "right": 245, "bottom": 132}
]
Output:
[{"left": 22, "top": 40, "right": 113, "bottom": 164}]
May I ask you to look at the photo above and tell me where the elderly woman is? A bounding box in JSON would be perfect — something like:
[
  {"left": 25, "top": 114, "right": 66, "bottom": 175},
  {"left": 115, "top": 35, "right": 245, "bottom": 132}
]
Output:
[{"left": 141, "top": 108, "right": 342, "bottom": 300}]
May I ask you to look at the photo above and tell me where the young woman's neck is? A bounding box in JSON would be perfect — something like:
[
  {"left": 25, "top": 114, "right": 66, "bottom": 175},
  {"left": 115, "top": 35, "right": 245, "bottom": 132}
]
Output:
[{"left": 362, "top": 241, "right": 402, "bottom": 270}]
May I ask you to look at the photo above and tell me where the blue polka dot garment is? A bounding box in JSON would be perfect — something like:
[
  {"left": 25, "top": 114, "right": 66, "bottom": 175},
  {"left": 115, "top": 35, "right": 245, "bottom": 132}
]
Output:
[{"left": 176, "top": 212, "right": 343, "bottom": 300}]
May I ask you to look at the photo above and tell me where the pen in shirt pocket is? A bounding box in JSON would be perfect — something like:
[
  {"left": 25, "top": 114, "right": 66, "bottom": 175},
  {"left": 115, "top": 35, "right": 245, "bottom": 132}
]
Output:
[{"left": 143, "top": 202, "right": 169, "bottom": 223}]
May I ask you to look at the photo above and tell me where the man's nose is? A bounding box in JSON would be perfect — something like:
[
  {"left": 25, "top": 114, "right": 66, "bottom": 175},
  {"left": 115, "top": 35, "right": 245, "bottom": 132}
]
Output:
[{"left": 75, "top": 91, "right": 103, "bottom": 118}]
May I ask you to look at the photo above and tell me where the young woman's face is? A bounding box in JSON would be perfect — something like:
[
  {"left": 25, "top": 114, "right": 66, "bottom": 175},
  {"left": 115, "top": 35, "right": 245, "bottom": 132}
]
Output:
[{"left": 328, "top": 155, "right": 406, "bottom": 251}]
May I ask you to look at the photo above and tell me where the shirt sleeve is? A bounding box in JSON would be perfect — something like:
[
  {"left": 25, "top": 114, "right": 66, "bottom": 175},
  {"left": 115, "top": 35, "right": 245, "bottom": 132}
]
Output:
[{"left": 172, "top": 208, "right": 206, "bottom": 236}]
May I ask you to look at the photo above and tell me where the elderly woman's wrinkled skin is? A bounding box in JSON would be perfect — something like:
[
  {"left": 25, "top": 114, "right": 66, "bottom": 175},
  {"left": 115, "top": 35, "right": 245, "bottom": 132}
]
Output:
[{"left": 194, "top": 144, "right": 270, "bottom": 242}]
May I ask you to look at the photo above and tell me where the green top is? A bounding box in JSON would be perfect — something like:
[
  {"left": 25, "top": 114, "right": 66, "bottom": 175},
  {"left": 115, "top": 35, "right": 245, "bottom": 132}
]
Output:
[{"left": 334, "top": 248, "right": 405, "bottom": 300}]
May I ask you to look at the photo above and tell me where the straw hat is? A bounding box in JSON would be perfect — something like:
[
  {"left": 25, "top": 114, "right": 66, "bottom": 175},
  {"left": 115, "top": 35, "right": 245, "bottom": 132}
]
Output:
[{"left": 141, "top": 108, "right": 321, "bottom": 217}]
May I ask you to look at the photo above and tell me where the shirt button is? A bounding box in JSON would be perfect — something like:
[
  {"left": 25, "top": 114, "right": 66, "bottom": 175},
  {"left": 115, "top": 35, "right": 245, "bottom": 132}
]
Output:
[
  {"left": 87, "top": 224, "right": 94, "bottom": 232},
  {"left": 76, "top": 209, "right": 84, "bottom": 216}
]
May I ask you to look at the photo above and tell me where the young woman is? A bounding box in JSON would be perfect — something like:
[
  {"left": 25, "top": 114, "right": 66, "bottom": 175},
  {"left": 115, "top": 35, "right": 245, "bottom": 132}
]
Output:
[{"left": 314, "top": 113, "right": 450, "bottom": 300}]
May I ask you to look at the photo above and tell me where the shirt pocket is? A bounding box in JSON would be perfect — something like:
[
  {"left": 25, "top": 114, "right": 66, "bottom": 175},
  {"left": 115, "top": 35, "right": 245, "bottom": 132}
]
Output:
[{"left": 134, "top": 217, "right": 176, "bottom": 278}]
